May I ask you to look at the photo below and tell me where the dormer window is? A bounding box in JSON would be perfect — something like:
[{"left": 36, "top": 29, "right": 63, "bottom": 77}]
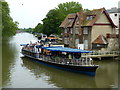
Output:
[
  {"left": 68, "top": 18, "right": 73, "bottom": 23},
  {"left": 86, "top": 15, "right": 95, "bottom": 20}
]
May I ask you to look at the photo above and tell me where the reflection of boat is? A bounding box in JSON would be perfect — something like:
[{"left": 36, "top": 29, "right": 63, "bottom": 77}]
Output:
[
  {"left": 20, "top": 41, "right": 99, "bottom": 76},
  {"left": 21, "top": 57, "right": 97, "bottom": 88}
]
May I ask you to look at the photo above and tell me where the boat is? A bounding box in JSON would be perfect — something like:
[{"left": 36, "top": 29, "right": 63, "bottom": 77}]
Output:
[{"left": 20, "top": 41, "right": 99, "bottom": 76}]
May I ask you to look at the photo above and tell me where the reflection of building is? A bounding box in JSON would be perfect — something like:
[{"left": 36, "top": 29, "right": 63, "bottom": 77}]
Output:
[{"left": 60, "top": 8, "right": 117, "bottom": 50}]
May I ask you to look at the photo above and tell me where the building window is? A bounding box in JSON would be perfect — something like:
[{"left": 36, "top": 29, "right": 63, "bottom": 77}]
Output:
[
  {"left": 64, "top": 38, "right": 69, "bottom": 44},
  {"left": 70, "top": 28, "right": 73, "bottom": 34},
  {"left": 83, "top": 27, "right": 88, "bottom": 34},
  {"left": 64, "top": 28, "right": 67, "bottom": 33},
  {"left": 75, "top": 27, "right": 79, "bottom": 34},
  {"left": 114, "top": 14, "right": 117, "bottom": 17},
  {"left": 86, "top": 15, "right": 95, "bottom": 20},
  {"left": 84, "top": 40, "right": 88, "bottom": 49},
  {"left": 68, "top": 18, "right": 73, "bottom": 23},
  {"left": 75, "top": 39, "right": 79, "bottom": 47},
  {"left": 86, "top": 16, "right": 90, "bottom": 20}
]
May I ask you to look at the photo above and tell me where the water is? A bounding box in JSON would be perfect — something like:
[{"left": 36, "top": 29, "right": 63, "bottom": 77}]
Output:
[{"left": 2, "top": 32, "right": 119, "bottom": 88}]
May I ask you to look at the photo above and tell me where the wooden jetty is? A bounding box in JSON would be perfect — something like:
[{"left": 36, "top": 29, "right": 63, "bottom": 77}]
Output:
[{"left": 82, "top": 51, "right": 119, "bottom": 60}]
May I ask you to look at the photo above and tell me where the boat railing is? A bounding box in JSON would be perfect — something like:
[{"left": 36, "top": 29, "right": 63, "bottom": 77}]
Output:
[
  {"left": 42, "top": 55, "right": 94, "bottom": 66},
  {"left": 22, "top": 49, "right": 94, "bottom": 66}
]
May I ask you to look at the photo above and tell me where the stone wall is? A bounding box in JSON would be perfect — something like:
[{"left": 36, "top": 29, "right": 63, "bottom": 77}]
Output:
[{"left": 107, "top": 38, "right": 119, "bottom": 51}]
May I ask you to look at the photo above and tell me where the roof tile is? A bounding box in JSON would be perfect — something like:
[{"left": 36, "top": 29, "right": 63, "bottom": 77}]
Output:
[{"left": 92, "top": 35, "right": 108, "bottom": 44}]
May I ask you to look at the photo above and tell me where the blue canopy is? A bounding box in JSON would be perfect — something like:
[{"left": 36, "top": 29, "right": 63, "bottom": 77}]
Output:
[{"left": 43, "top": 47, "right": 93, "bottom": 53}]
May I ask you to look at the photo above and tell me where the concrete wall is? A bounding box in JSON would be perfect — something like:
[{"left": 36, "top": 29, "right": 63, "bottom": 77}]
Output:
[{"left": 107, "top": 38, "right": 119, "bottom": 51}]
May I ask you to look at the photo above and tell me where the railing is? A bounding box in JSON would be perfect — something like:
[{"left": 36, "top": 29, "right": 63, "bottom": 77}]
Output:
[
  {"left": 82, "top": 51, "right": 120, "bottom": 56},
  {"left": 42, "top": 55, "right": 93, "bottom": 66}
]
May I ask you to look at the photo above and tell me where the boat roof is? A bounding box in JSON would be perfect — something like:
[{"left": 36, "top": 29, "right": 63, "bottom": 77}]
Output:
[{"left": 43, "top": 47, "right": 93, "bottom": 53}]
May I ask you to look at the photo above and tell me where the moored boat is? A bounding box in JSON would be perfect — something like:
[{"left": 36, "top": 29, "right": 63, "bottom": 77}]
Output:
[{"left": 20, "top": 41, "right": 99, "bottom": 76}]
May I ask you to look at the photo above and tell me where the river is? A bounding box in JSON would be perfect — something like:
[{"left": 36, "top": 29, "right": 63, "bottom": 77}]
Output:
[{"left": 2, "top": 32, "right": 119, "bottom": 88}]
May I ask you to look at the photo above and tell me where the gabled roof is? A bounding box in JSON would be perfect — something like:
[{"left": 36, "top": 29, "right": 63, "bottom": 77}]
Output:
[
  {"left": 81, "top": 8, "right": 104, "bottom": 26},
  {"left": 92, "top": 35, "right": 108, "bottom": 44},
  {"left": 59, "top": 13, "right": 76, "bottom": 28},
  {"left": 60, "top": 8, "right": 117, "bottom": 28}
]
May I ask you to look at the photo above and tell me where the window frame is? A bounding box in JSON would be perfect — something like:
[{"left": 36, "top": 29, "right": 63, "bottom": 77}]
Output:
[{"left": 83, "top": 27, "right": 88, "bottom": 34}]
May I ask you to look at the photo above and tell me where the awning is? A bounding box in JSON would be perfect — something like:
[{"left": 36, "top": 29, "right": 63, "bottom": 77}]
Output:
[{"left": 43, "top": 47, "right": 93, "bottom": 53}]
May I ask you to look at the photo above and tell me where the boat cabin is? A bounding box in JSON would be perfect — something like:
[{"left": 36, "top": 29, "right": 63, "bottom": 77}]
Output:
[{"left": 43, "top": 47, "right": 93, "bottom": 66}]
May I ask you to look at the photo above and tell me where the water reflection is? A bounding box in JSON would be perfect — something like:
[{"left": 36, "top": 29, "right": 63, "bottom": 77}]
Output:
[
  {"left": 2, "top": 32, "right": 119, "bottom": 88},
  {"left": 95, "top": 60, "right": 118, "bottom": 88},
  {"left": 21, "top": 57, "right": 97, "bottom": 88},
  {"left": 2, "top": 38, "right": 17, "bottom": 87},
  {"left": 2, "top": 33, "right": 38, "bottom": 87}
]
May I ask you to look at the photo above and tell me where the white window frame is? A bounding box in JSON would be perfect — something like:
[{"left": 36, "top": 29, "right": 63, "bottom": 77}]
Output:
[
  {"left": 86, "top": 15, "right": 95, "bottom": 20},
  {"left": 86, "top": 16, "right": 90, "bottom": 20},
  {"left": 75, "top": 27, "right": 79, "bottom": 34},
  {"left": 64, "top": 28, "right": 67, "bottom": 33},
  {"left": 83, "top": 27, "right": 88, "bottom": 34}
]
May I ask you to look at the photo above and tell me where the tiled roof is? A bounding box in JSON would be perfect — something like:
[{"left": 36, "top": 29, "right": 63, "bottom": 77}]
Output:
[
  {"left": 59, "top": 13, "right": 76, "bottom": 28},
  {"left": 92, "top": 35, "right": 108, "bottom": 44},
  {"left": 60, "top": 8, "right": 117, "bottom": 28},
  {"left": 82, "top": 8, "right": 104, "bottom": 26}
]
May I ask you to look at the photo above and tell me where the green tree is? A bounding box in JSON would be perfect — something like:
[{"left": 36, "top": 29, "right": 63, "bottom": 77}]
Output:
[
  {"left": 41, "top": 1, "right": 83, "bottom": 36},
  {"left": 1, "top": 1, "right": 18, "bottom": 37},
  {"left": 33, "top": 23, "right": 43, "bottom": 33},
  {"left": 42, "top": 9, "right": 61, "bottom": 36},
  {"left": 56, "top": 1, "right": 82, "bottom": 20}
]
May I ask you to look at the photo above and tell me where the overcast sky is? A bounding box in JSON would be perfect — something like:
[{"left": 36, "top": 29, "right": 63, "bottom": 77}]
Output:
[{"left": 5, "top": 0, "right": 120, "bottom": 28}]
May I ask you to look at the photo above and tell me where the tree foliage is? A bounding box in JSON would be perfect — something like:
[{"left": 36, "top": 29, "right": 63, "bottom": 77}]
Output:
[
  {"left": 42, "top": 9, "right": 61, "bottom": 36},
  {"left": 1, "top": 1, "right": 18, "bottom": 37},
  {"left": 33, "top": 23, "right": 43, "bottom": 33},
  {"left": 33, "top": 1, "right": 83, "bottom": 36},
  {"left": 56, "top": 1, "right": 82, "bottom": 20}
]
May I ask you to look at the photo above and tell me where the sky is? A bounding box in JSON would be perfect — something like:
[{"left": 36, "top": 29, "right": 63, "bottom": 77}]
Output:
[{"left": 5, "top": 0, "right": 120, "bottom": 28}]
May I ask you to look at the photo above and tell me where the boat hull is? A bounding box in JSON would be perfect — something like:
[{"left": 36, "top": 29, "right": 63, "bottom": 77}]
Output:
[{"left": 22, "top": 53, "right": 98, "bottom": 76}]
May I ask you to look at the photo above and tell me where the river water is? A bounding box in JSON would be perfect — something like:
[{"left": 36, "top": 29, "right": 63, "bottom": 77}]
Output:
[{"left": 2, "top": 32, "right": 119, "bottom": 88}]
